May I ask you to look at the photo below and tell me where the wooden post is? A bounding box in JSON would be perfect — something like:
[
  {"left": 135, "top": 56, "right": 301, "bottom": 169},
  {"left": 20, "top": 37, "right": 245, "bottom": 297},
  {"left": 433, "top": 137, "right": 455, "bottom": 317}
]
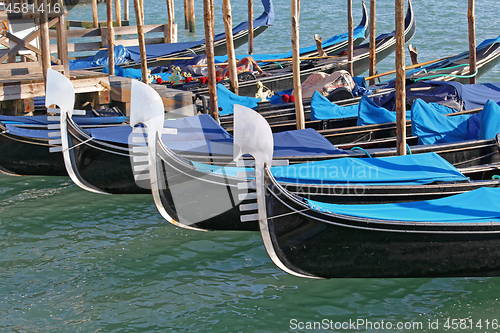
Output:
[
  {"left": 188, "top": 0, "right": 195, "bottom": 32},
  {"left": 56, "top": 0, "right": 69, "bottom": 75},
  {"left": 395, "top": 0, "right": 406, "bottom": 155},
  {"left": 139, "top": 0, "right": 144, "bottom": 23},
  {"left": 134, "top": 0, "right": 148, "bottom": 83},
  {"left": 107, "top": 0, "right": 115, "bottom": 75},
  {"left": 115, "top": 0, "right": 122, "bottom": 27},
  {"left": 468, "top": 0, "right": 477, "bottom": 84},
  {"left": 92, "top": 0, "right": 99, "bottom": 28},
  {"left": 124, "top": 0, "right": 130, "bottom": 21},
  {"left": 222, "top": 0, "right": 238, "bottom": 94},
  {"left": 166, "top": 0, "right": 173, "bottom": 42},
  {"left": 347, "top": 0, "right": 353, "bottom": 75},
  {"left": 369, "top": 0, "right": 376, "bottom": 85},
  {"left": 39, "top": 0, "right": 51, "bottom": 81},
  {"left": 291, "top": 0, "right": 304, "bottom": 130},
  {"left": 204, "top": 0, "right": 218, "bottom": 121},
  {"left": 248, "top": 0, "right": 254, "bottom": 54},
  {"left": 184, "top": 0, "right": 189, "bottom": 29}
]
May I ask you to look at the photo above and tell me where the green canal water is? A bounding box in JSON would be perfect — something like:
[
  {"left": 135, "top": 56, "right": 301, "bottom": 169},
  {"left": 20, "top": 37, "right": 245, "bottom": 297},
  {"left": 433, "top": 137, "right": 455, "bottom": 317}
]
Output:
[{"left": 2, "top": 0, "right": 500, "bottom": 332}]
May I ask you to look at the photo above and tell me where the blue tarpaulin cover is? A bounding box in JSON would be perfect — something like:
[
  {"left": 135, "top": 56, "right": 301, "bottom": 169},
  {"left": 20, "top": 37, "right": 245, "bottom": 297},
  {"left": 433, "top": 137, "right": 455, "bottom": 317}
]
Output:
[
  {"left": 272, "top": 128, "right": 345, "bottom": 156},
  {"left": 0, "top": 115, "right": 128, "bottom": 126},
  {"left": 89, "top": 115, "right": 344, "bottom": 156},
  {"left": 69, "top": 45, "right": 132, "bottom": 70},
  {"left": 411, "top": 99, "right": 470, "bottom": 145},
  {"left": 217, "top": 85, "right": 260, "bottom": 115},
  {"left": 479, "top": 99, "right": 500, "bottom": 140},
  {"left": 306, "top": 186, "right": 500, "bottom": 223},
  {"left": 271, "top": 152, "right": 468, "bottom": 185},
  {"left": 372, "top": 81, "right": 500, "bottom": 112},
  {"left": 310, "top": 91, "right": 358, "bottom": 120},
  {"left": 193, "top": 152, "right": 469, "bottom": 186},
  {"left": 357, "top": 96, "right": 410, "bottom": 126}
]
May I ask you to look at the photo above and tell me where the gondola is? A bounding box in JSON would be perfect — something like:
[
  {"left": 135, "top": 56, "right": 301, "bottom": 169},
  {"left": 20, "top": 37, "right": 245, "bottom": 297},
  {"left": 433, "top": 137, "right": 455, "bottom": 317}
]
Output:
[
  {"left": 232, "top": 106, "right": 500, "bottom": 279},
  {"left": 69, "top": 0, "right": 275, "bottom": 70},
  {"left": 129, "top": 89, "right": 500, "bottom": 232},
  {"left": 0, "top": 114, "right": 128, "bottom": 176},
  {"left": 178, "top": 0, "right": 415, "bottom": 97}
]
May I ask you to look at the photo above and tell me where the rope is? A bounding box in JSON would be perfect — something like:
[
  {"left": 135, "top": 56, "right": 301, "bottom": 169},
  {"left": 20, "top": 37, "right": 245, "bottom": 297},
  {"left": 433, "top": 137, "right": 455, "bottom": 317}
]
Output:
[
  {"left": 271, "top": 61, "right": 284, "bottom": 69},
  {"left": 413, "top": 64, "right": 478, "bottom": 82},
  {"left": 452, "top": 151, "right": 498, "bottom": 166},
  {"left": 350, "top": 146, "right": 372, "bottom": 158},
  {"left": 267, "top": 208, "right": 311, "bottom": 220},
  {"left": 406, "top": 143, "right": 412, "bottom": 155},
  {"left": 63, "top": 137, "right": 94, "bottom": 153}
]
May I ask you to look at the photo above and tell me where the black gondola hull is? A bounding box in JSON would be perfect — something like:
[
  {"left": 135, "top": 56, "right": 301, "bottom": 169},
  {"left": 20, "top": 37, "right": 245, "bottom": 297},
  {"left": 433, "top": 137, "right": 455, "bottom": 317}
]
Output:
[{"left": 263, "top": 170, "right": 500, "bottom": 278}]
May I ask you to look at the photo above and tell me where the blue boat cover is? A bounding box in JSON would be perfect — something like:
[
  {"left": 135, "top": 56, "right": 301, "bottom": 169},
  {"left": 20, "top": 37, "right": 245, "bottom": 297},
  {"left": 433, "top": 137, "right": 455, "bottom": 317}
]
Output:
[
  {"left": 357, "top": 96, "right": 410, "bottom": 126},
  {"left": 411, "top": 99, "right": 474, "bottom": 145},
  {"left": 272, "top": 128, "right": 345, "bottom": 156},
  {"left": 271, "top": 152, "right": 468, "bottom": 185},
  {"left": 3, "top": 124, "right": 58, "bottom": 140},
  {"left": 372, "top": 80, "right": 500, "bottom": 113},
  {"left": 193, "top": 152, "right": 469, "bottom": 186},
  {"left": 69, "top": 0, "right": 273, "bottom": 70},
  {"left": 306, "top": 186, "right": 500, "bottom": 223},
  {"left": 0, "top": 115, "right": 129, "bottom": 126},
  {"left": 479, "top": 99, "right": 500, "bottom": 140},
  {"left": 69, "top": 45, "right": 132, "bottom": 70},
  {"left": 89, "top": 115, "right": 344, "bottom": 156},
  {"left": 217, "top": 85, "right": 260, "bottom": 115},
  {"left": 86, "top": 114, "right": 232, "bottom": 145},
  {"left": 310, "top": 91, "right": 358, "bottom": 121}
]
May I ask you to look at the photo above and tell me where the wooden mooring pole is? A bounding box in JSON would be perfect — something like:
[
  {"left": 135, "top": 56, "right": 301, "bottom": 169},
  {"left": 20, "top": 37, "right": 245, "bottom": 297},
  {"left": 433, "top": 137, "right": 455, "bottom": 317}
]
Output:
[
  {"left": 347, "top": 0, "right": 353, "bottom": 75},
  {"left": 184, "top": 0, "right": 188, "bottom": 29},
  {"left": 291, "top": 0, "right": 304, "bottom": 130},
  {"left": 134, "top": 0, "right": 148, "bottom": 83},
  {"left": 115, "top": 0, "right": 122, "bottom": 26},
  {"left": 40, "top": 0, "right": 51, "bottom": 82},
  {"left": 468, "top": 0, "right": 477, "bottom": 84},
  {"left": 369, "top": 0, "right": 376, "bottom": 85},
  {"left": 188, "top": 0, "right": 195, "bottom": 32},
  {"left": 124, "top": 0, "right": 130, "bottom": 21},
  {"left": 204, "top": 0, "right": 218, "bottom": 121},
  {"left": 106, "top": 0, "right": 115, "bottom": 75},
  {"left": 223, "top": 0, "right": 238, "bottom": 94},
  {"left": 395, "top": 0, "right": 406, "bottom": 155},
  {"left": 166, "top": 0, "right": 173, "bottom": 42},
  {"left": 92, "top": 0, "right": 99, "bottom": 27},
  {"left": 248, "top": 0, "right": 254, "bottom": 54}
]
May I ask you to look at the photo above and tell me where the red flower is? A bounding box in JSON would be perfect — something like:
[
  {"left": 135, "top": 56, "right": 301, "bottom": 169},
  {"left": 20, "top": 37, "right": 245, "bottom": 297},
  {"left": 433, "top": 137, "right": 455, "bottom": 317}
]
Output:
[
  {"left": 185, "top": 77, "right": 192, "bottom": 83},
  {"left": 216, "top": 77, "right": 222, "bottom": 82},
  {"left": 290, "top": 95, "right": 295, "bottom": 103},
  {"left": 156, "top": 77, "right": 163, "bottom": 84},
  {"left": 200, "top": 77, "right": 208, "bottom": 84},
  {"left": 281, "top": 94, "right": 290, "bottom": 103}
]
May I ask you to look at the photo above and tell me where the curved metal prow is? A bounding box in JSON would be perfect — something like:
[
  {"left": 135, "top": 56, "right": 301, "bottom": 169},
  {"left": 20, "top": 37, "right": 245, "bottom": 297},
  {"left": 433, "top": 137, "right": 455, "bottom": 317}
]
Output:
[
  {"left": 45, "top": 69, "right": 108, "bottom": 195},
  {"left": 129, "top": 80, "right": 177, "bottom": 223},
  {"left": 233, "top": 105, "right": 309, "bottom": 278}
]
